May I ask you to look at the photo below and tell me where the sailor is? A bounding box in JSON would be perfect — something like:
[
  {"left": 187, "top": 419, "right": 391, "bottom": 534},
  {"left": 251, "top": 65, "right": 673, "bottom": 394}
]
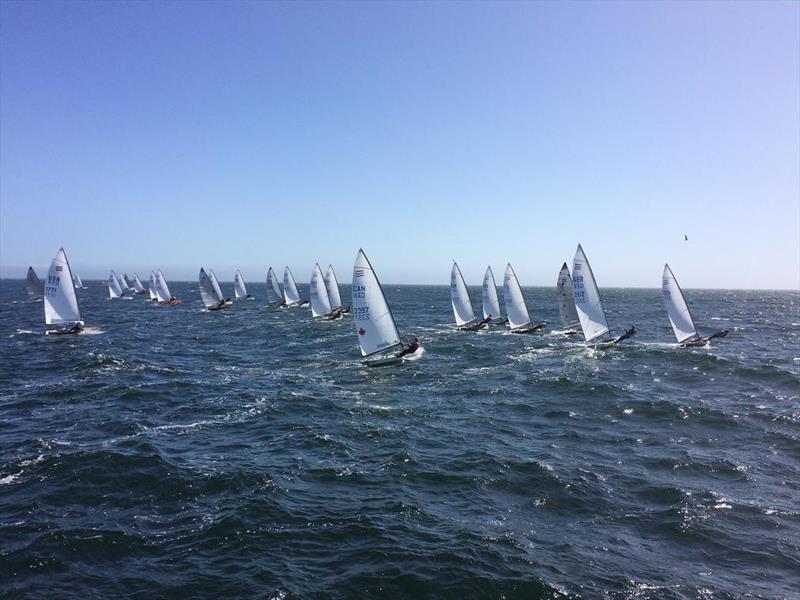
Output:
[
  {"left": 477, "top": 314, "right": 493, "bottom": 327},
  {"left": 50, "top": 322, "right": 84, "bottom": 336},
  {"left": 614, "top": 325, "right": 638, "bottom": 344},
  {"left": 396, "top": 337, "right": 421, "bottom": 358}
]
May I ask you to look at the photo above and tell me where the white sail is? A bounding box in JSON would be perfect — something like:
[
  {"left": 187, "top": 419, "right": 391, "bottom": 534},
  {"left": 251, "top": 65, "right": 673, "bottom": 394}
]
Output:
[
  {"left": 503, "top": 263, "right": 532, "bottom": 330},
  {"left": 310, "top": 263, "right": 332, "bottom": 317},
  {"left": 283, "top": 267, "right": 301, "bottom": 305},
  {"left": 482, "top": 266, "right": 502, "bottom": 320},
  {"left": 27, "top": 266, "right": 43, "bottom": 300},
  {"left": 352, "top": 249, "right": 402, "bottom": 356},
  {"left": 266, "top": 267, "right": 283, "bottom": 304},
  {"left": 199, "top": 268, "right": 221, "bottom": 308},
  {"left": 662, "top": 264, "right": 698, "bottom": 343},
  {"left": 122, "top": 273, "right": 133, "bottom": 290},
  {"left": 115, "top": 272, "right": 127, "bottom": 294},
  {"left": 154, "top": 270, "right": 172, "bottom": 302},
  {"left": 450, "top": 261, "right": 477, "bottom": 327},
  {"left": 148, "top": 271, "right": 158, "bottom": 301},
  {"left": 209, "top": 270, "right": 225, "bottom": 301},
  {"left": 556, "top": 263, "right": 580, "bottom": 328},
  {"left": 132, "top": 274, "right": 146, "bottom": 293},
  {"left": 234, "top": 269, "right": 248, "bottom": 300},
  {"left": 325, "top": 265, "right": 343, "bottom": 309},
  {"left": 108, "top": 270, "right": 124, "bottom": 298},
  {"left": 44, "top": 248, "right": 82, "bottom": 326},
  {"left": 572, "top": 244, "right": 610, "bottom": 342},
  {"left": 73, "top": 273, "right": 84, "bottom": 289}
]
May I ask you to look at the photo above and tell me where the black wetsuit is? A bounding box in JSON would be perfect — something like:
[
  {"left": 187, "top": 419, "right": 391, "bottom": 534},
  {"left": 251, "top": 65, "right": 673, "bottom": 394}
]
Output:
[
  {"left": 397, "top": 340, "right": 421, "bottom": 358},
  {"left": 614, "top": 326, "right": 638, "bottom": 344}
]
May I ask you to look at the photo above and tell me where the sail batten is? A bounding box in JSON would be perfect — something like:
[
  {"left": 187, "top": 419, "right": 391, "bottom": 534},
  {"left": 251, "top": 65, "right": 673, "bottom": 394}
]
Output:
[
  {"left": 662, "top": 264, "right": 698, "bottom": 343},
  {"left": 325, "top": 265, "right": 343, "bottom": 310},
  {"left": 451, "top": 262, "right": 477, "bottom": 327},
  {"left": 503, "top": 264, "right": 532, "bottom": 330},
  {"left": 352, "top": 249, "right": 402, "bottom": 357},
  {"left": 572, "top": 245, "right": 610, "bottom": 342},
  {"left": 310, "top": 263, "right": 332, "bottom": 317},
  {"left": 44, "top": 248, "right": 82, "bottom": 325}
]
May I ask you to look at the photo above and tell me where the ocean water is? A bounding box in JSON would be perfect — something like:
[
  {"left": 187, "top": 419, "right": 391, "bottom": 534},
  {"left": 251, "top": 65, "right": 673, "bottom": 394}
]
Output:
[{"left": 1, "top": 280, "right": 798, "bottom": 598}]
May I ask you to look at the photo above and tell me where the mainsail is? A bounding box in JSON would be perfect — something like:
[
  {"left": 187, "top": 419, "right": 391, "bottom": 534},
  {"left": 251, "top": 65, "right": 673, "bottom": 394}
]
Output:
[
  {"left": 662, "top": 263, "right": 698, "bottom": 343},
  {"left": 283, "top": 267, "right": 301, "bottom": 305},
  {"left": 154, "top": 270, "right": 172, "bottom": 302},
  {"left": 503, "top": 263, "right": 532, "bottom": 331},
  {"left": 234, "top": 270, "right": 248, "bottom": 299},
  {"left": 108, "top": 270, "right": 124, "bottom": 299},
  {"left": 199, "top": 268, "right": 222, "bottom": 308},
  {"left": 122, "top": 274, "right": 133, "bottom": 290},
  {"left": 310, "top": 263, "right": 332, "bottom": 317},
  {"left": 482, "top": 266, "right": 502, "bottom": 321},
  {"left": 572, "top": 244, "right": 610, "bottom": 342},
  {"left": 73, "top": 273, "right": 84, "bottom": 289},
  {"left": 325, "top": 265, "right": 343, "bottom": 310},
  {"left": 209, "top": 270, "right": 225, "bottom": 301},
  {"left": 132, "top": 274, "right": 146, "bottom": 293},
  {"left": 352, "top": 249, "right": 402, "bottom": 357},
  {"left": 556, "top": 263, "right": 580, "bottom": 329},
  {"left": 148, "top": 271, "right": 158, "bottom": 301},
  {"left": 27, "top": 266, "right": 44, "bottom": 300},
  {"left": 44, "top": 248, "right": 82, "bottom": 326},
  {"left": 266, "top": 267, "right": 283, "bottom": 304},
  {"left": 450, "top": 261, "right": 477, "bottom": 327}
]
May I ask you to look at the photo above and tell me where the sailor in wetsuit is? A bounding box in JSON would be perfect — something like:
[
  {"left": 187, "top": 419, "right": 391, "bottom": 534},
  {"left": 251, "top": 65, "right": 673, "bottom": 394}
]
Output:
[
  {"left": 477, "top": 314, "right": 493, "bottom": 327},
  {"left": 396, "top": 337, "right": 421, "bottom": 358},
  {"left": 614, "top": 325, "right": 638, "bottom": 344}
]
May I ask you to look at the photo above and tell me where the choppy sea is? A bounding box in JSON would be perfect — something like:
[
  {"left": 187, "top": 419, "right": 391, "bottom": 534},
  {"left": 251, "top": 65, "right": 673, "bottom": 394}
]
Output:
[{"left": 1, "top": 279, "right": 798, "bottom": 598}]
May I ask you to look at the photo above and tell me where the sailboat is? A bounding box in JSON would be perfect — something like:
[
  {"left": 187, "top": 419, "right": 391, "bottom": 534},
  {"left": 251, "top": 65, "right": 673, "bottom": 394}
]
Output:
[
  {"left": 662, "top": 264, "right": 728, "bottom": 347},
  {"left": 44, "top": 248, "right": 98, "bottom": 335},
  {"left": 481, "top": 266, "right": 507, "bottom": 325},
  {"left": 283, "top": 267, "right": 308, "bottom": 307},
  {"left": 148, "top": 271, "right": 159, "bottom": 302},
  {"left": 310, "top": 263, "right": 335, "bottom": 318},
  {"left": 72, "top": 272, "right": 86, "bottom": 289},
  {"left": 132, "top": 274, "right": 148, "bottom": 295},
  {"left": 352, "top": 249, "right": 424, "bottom": 366},
  {"left": 325, "top": 265, "right": 349, "bottom": 314},
  {"left": 108, "top": 270, "right": 125, "bottom": 299},
  {"left": 26, "top": 266, "right": 44, "bottom": 301},
  {"left": 154, "top": 270, "right": 180, "bottom": 305},
  {"left": 121, "top": 273, "right": 135, "bottom": 291},
  {"left": 199, "top": 268, "right": 231, "bottom": 310},
  {"left": 451, "top": 262, "right": 485, "bottom": 331},
  {"left": 572, "top": 244, "right": 636, "bottom": 347},
  {"left": 502, "top": 264, "right": 546, "bottom": 333},
  {"left": 234, "top": 270, "right": 252, "bottom": 300},
  {"left": 265, "top": 267, "right": 284, "bottom": 306},
  {"left": 554, "top": 263, "right": 580, "bottom": 335}
]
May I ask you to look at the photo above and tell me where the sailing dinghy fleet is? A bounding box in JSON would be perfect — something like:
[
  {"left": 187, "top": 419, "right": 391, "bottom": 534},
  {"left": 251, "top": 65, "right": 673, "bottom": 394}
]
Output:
[{"left": 31, "top": 245, "right": 729, "bottom": 358}]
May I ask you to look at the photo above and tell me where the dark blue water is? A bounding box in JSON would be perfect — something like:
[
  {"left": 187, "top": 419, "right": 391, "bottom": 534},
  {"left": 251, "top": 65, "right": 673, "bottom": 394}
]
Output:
[{"left": 1, "top": 280, "right": 798, "bottom": 598}]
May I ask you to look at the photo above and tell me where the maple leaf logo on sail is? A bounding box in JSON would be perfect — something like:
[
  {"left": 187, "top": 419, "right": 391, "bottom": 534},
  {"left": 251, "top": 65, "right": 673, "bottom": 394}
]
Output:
[{"left": 359, "top": 328, "right": 365, "bottom": 336}]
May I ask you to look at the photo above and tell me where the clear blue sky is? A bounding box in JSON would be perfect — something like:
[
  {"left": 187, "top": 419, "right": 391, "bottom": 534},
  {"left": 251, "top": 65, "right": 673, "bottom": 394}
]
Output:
[{"left": 1, "top": 0, "right": 798, "bottom": 288}]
